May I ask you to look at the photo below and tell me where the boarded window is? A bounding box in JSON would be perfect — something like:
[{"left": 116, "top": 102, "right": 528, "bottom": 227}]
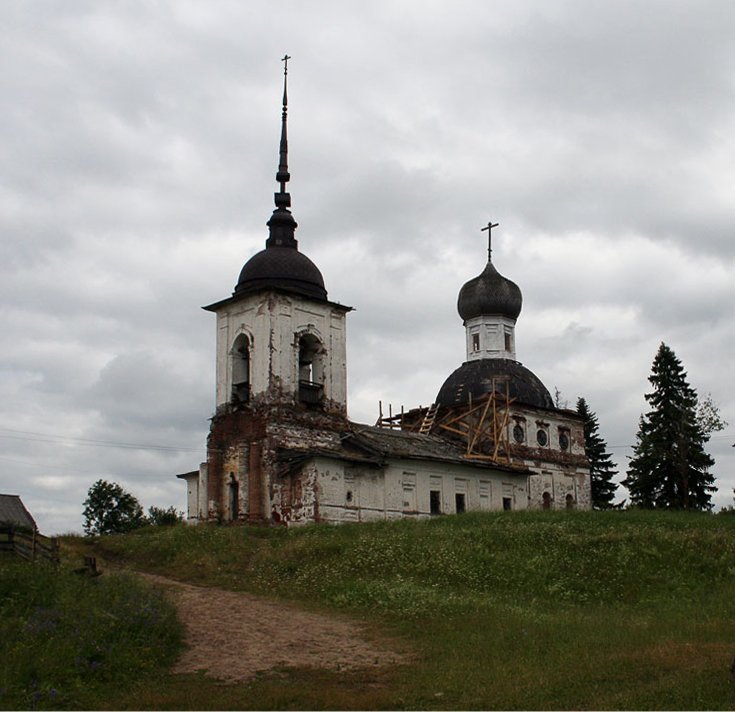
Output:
[
  {"left": 479, "top": 481, "right": 490, "bottom": 510},
  {"left": 403, "top": 473, "right": 417, "bottom": 512}
]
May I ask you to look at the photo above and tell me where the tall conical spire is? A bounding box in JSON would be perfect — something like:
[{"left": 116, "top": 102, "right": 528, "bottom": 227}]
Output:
[
  {"left": 266, "top": 54, "right": 298, "bottom": 249},
  {"left": 275, "top": 54, "right": 290, "bottom": 200}
]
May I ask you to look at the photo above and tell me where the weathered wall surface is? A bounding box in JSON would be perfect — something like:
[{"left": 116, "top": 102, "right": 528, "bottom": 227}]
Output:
[
  {"left": 212, "top": 291, "right": 348, "bottom": 413},
  {"left": 505, "top": 403, "right": 591, "bottom": 510},
  {"left": 272, "top": 456, "right": 530, "bottom": 525}
]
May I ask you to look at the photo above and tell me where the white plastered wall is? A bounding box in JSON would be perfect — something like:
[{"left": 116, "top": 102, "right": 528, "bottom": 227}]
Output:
[
  {"left": 279, "top": 456, "right": 530, "bottom": 525},
  {"left": 465, "top": 315, "right": 517, "bottom": 361},
  {"left": 212, "top": 291, "right": 348, "bottom": 410}
]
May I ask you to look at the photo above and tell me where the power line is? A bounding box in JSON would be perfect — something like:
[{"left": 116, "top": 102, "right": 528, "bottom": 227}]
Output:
[{"left": 0, "top": 427, "right": 202, "bottom": 453}]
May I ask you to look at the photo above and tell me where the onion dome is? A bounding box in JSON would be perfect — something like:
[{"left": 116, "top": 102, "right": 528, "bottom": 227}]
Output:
[
  {"left": 235, "top": 247, "right": 326, "bottom": 300},
  {"left": 233, "top": 55, "right": 328, "bottom": 302},
  {"left": 436, "top": 359, "right": 553, "bottom": 410},
  {"left": 457, "top": 260, "right": 522, "bottom": 321}
]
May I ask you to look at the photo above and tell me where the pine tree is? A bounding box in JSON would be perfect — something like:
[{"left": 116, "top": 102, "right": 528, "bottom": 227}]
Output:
[
  {"left": 576, "top": 397, "right": 618, "bottom": 508},
  {"left": 623, "top": 343, "right": 715, "bottom": 510}
]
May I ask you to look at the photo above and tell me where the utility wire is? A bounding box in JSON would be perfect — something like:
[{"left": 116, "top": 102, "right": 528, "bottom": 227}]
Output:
[{"left": 0, "top": 427, "right": 202, "bottom": 453}]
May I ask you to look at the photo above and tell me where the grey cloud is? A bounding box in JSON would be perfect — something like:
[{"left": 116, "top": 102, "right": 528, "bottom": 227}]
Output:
[{"left": 1, "top": 0, "right": 733, "bottom": 533}]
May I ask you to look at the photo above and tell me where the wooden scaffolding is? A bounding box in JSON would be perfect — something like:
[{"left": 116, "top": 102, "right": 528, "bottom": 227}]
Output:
[
  {"left": 434, "top": 376, "right": 514, "bottom": 463},
  {"left": 375, "top": 376, "right": 515, "bottom": 465}
]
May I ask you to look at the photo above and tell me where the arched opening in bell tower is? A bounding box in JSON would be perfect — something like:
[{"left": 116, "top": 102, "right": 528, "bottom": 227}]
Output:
[
  {"left": 298, "top": 333, "right": 325, "bottom": 405},
  {"left": 231, "top": 334, "right": 251, "bottom": 403}
]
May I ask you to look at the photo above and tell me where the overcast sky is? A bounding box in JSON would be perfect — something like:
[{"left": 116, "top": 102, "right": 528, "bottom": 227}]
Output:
[{"left": 2, "top": 0, "right": 733, "bottom": 534}]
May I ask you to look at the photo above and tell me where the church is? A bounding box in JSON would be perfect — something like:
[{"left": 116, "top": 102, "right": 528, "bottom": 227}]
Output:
[{"left": 178, "top": 63, "right": 591, "bottom": 525}]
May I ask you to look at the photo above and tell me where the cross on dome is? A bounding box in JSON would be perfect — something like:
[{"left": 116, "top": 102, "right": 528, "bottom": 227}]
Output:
[{"left": 481, "top": 221, "right": 499, "bottom": 262}]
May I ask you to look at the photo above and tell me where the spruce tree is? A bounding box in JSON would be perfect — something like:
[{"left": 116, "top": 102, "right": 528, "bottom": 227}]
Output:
[
  {"left": 623, "top": 343, "right": 715, "bottom": 510},
  {"left": 576, "top": 397, "right": 618, "bottom": 508}
]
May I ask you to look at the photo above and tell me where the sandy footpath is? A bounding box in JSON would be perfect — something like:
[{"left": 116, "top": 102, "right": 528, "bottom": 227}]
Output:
[{"left": 137, "top": 572, "right": 407, "bottom": 684}]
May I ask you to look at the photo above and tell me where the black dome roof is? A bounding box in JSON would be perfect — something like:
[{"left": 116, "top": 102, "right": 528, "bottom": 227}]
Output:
[
  {"left": 457, "top": 261, "right": 522, "bottom": 321},
  {"left": 436, "top": 359, "right": 553, "bottom": 410},
  {"left": 235, "top": 246, "right": 327, "bottom": 301}
]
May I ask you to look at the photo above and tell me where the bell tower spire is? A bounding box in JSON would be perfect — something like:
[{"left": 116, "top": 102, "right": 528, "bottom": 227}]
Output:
[
  {"left": 276, "top": 54, "right": 291, "bottom": 199},
  {"left": 266, "top": 54, "right": 298, "bottom": 249}
]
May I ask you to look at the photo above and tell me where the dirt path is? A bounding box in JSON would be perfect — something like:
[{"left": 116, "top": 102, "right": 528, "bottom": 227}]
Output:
[{"left": 139, "top": 573, "right": 407, "bottom": 684}]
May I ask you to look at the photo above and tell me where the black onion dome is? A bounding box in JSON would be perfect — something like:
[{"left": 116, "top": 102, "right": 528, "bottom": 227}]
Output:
[
  {"left": 436, "top": 359, "right": 553, "bottom": 410},
  {"left": 457, "top": 261, "right": 522, "bottom": 321},
  {"left": 235, "top": 246, "right": 327, "bottom": 300}
]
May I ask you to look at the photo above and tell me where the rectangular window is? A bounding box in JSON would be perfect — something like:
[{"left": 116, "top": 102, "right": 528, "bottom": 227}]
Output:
[
  {"left": 472, "top": 333, "right": 480, "bottom": 351},
  {"left": 504, "top": 331, "right": 512, "bottom": 351},
  {"left": 502, "top": 496, "right": 512, "bottom": 511},
  {"left": 430, "top": 490, "right": 441, "bottom": 515},
  {"left": 455, "top": 493, "right": 466, "bottom": 514}
]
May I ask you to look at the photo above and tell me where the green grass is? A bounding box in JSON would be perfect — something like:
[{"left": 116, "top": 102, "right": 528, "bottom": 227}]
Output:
[
  {"left": 44, "top": 511, "right": 735, "bottom": 708},
  {"left": 0, "top": 556, "right": 181, "bottom": 710}
]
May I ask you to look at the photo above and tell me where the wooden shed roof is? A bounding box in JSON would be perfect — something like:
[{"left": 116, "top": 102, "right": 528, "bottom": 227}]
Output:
[{"left": 0, "top": 494, "right": 37, "bottom": 530}]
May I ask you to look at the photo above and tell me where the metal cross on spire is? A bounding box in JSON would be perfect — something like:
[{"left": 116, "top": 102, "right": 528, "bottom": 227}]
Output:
[{"left": 481, "top": 221, "right": 499, "bottom": 262}]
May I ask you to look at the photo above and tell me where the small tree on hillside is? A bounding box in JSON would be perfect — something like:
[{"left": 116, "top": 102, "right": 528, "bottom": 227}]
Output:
[
  {"left": 147, "top": 505, "right": 183, "bottom": 526},
  {"left": 623, "top": 343, "right": 716, "bottom": 510},
  {"left": 83, "top": 480, "right": 146, "bottom": 535},
  {"left": 576, "top": 397, "right": 618, "bottom": 508}
]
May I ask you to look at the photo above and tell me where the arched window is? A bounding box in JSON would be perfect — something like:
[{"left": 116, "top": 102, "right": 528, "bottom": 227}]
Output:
[
  {"left": 298, "top": 334, "right": 324, "bottom": 405},
  {"left": 566, "top": 493, "right": 575, "bottom": 510},
  {"left": 542, "top": 491, "right": 551, "bottom": 510},
  {"left": 231, "top": 334, "right": 250, "bottom": 403}
]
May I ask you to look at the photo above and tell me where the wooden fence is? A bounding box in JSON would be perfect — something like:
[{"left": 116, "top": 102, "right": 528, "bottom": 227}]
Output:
[{"left": 0, "top": 526, "right": 60, "bottom": 564}]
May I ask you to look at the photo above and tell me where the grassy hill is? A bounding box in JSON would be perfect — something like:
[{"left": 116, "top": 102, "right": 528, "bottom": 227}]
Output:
[
  {"left": 85, "top": 509, "right": 735, "bottom": 710},
  {"left": 0, "top": 556, "right": 181, "bottom": 710},
  {"left": 3, "top": 510, "right": 734, "bottom": 709}
]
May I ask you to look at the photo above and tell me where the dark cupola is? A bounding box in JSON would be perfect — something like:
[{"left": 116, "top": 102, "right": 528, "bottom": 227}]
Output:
[
  {"left": 435, "top": 221, "right": 553, "bottom": 410},
  {"left": 234, "top": 56, "right": 328, "bottom": 302},
  {"left": 457, "top": 259, "right": 522, "bottom": 322}
]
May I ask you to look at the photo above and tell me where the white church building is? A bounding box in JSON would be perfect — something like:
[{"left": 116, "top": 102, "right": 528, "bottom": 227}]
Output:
[{"left": 178, "top": 64, "right": 590, "bottom": 525}]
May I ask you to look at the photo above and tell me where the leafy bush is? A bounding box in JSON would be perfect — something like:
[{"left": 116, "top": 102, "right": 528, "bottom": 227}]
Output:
[{"left": 147, "top": 505, "right": 184, "bottom": 527}]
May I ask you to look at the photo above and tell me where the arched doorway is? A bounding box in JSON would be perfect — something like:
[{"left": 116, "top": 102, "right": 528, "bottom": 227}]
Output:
[{"left": 228, "top": 474, "right": 239, "bottom": 521}]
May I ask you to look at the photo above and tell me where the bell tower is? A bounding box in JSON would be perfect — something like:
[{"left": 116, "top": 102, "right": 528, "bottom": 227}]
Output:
[
  {"left": 204, "top": 56, "right": 351, "bottom": 415},
  {"left": 200, "top": 57, "right": 352, "bottom": 524}
]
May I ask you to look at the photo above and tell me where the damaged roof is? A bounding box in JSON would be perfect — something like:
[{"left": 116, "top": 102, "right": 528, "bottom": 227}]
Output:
[{"left": 275, "top": 423, "right": 530, "bottom": 477}]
